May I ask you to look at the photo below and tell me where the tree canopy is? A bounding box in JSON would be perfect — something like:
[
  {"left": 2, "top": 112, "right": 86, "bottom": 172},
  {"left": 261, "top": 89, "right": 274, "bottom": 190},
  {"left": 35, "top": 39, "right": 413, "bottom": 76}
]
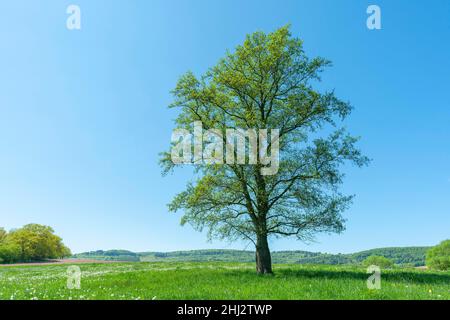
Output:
[
  {"left": 362, "top": 255, "right": 394, "bottom": 268},
  {"left": 161, "top": 25, "right": 369, "bottom": 274},
  {"left": 0, "top": 224, "right": 71, "bottom": 263},
  {"left": 426, "top": 240, "right": 449, "bottom": 271}
]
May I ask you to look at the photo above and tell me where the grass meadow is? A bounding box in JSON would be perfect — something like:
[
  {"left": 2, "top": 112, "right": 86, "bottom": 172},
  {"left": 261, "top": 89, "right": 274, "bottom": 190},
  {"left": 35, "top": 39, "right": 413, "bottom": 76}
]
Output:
[{"left": 0, "top": 262, "right": 449, "bottom": 300}]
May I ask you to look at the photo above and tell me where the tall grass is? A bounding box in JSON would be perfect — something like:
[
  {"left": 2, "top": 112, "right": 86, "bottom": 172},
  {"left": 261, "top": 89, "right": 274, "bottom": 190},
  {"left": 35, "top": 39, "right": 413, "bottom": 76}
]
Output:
[{"left": 0, "top": 262, "right": 448, "bottom": 300}]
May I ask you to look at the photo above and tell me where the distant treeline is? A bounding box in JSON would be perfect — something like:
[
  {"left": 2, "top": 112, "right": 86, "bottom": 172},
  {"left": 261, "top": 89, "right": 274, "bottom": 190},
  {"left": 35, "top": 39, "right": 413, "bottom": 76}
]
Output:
[
  {"left": 73, "top": 249, "right": 141, "bottom": 262},
  {"left": 72, "top": 247, "right": 430, "bottom": 267}
]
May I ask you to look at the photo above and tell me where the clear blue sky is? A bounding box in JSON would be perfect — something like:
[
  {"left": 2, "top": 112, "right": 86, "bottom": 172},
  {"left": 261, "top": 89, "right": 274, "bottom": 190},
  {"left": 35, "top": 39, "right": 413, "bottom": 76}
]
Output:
[{"left": 1, "top": 0, "right": 449, "bottom": 254}]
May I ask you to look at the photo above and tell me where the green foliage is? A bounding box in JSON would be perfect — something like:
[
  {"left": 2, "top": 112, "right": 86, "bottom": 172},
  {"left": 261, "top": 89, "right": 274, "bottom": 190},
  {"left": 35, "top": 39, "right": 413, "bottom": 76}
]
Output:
[
  {"left": 161, "top": 25, "right": 369, "bottom": 273},
  {"left": 0, "top": 242, "right": 21, "bottom": 264},
  {"left": 0, "top": 228, "right": 6, "bottom": 242},
  {"left": 0, "top": 262, "right": 448, "bottom": 300},
  {"left": 350, "top": 247, "right": 428, "bottom": 266},
  {"left": 0, "top": 224, "right": 71, "bottom": 263},
  {"left": 72, "top": 247, "right": 429, "bottom": 266},
  {"left": 362, "top": 255, "right": 394, "bottom": 268},
  {"left": 426, "top": 240, "right": 450, "bottom": 271},
  {"left": 73, "top": 250, "right": 140, "bottom": 262}
]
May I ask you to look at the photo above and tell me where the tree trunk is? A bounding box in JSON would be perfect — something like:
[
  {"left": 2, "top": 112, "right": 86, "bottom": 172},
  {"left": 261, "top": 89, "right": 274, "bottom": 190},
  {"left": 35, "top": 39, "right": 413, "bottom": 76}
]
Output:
[{"left": 255, "top": 233, "right": 273, "bottom": 274}]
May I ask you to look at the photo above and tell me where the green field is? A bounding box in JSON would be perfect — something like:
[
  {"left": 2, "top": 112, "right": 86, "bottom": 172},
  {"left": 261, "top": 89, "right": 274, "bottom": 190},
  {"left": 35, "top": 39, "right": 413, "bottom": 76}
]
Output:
[{"left": 0, "top": 262, "right": 449, "bottom": 300}]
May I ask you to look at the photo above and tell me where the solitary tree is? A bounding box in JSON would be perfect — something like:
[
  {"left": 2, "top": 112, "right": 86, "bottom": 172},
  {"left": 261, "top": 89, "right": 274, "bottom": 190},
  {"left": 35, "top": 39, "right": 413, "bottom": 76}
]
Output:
[
  {"left": 362, "top": 255, "right": 394, "bottom": 268},
  {"left": 161, "top": 26, "right": 369, "bottom": 274}
]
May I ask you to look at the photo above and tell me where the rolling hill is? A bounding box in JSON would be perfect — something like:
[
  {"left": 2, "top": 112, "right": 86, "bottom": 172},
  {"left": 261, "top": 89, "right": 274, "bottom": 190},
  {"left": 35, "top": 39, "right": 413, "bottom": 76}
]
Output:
[{"left": 72, "top": 246, "right": 430, "bottom": 266}]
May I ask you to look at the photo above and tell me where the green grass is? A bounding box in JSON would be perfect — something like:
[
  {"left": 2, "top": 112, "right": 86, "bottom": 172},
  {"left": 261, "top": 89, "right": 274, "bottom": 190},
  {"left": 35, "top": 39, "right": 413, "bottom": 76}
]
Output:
[{"left": 0, "top": 262, "right": 448, "bottom": 300}]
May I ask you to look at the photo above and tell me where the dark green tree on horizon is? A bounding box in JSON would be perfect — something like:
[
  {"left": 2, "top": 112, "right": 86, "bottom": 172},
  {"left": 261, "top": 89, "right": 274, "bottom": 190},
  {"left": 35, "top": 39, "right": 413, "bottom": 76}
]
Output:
[{"left": 161, "top": 26, "right": 369, "bottom": 274}]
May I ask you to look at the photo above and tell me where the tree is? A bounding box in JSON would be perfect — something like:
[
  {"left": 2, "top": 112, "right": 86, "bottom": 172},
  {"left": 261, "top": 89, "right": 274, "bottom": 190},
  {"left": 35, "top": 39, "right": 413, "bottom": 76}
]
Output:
[
  {"left": 0, "top": 242, "right": 21, "bottom": 264},
  {"left": 0, "top": 227, "right": 7, "bottom": 243},
  {"left": 426, "top": 240, "right": 449, "bottom": 271},
  {"left": 362, "top": 255, "right": 394, "bottom": 268},
  {"left": 161, "top": 26, "right": 369, "bottom": 274},
  {"left": 6, "top": 224, "right": 71, "bottom": 261}
]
